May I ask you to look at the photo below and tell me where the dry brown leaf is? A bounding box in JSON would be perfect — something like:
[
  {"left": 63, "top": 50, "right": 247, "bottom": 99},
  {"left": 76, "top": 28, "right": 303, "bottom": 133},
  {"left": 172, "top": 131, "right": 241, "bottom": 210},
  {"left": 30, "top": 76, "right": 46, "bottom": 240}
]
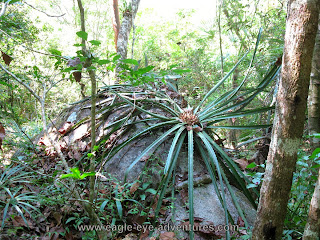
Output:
[
  {"left": 130, "top": 181, "right": 140, "bottom": 194},
  {"left": 12, "top": 215, "right": 33, "bottom": 228},
  {"left": 123, "top": 233, "right": 138, "bottom": 240},
  {"left": 65, "top": 231, "right": 75, "bottom": 240},
  {"left": 0, "top": 122, "right": 5, "bottom": 152},
  {"left": 193, "top": 126, "right": 203, "bottom": 133},
  {"left": 72, "top": 71, "right": 82, "bottom": 82},
  {"left": 159, "top": 207, "right": 167, "bottom": 215},
  {"left": 140, "top": 155, "right": 150, "bottom": 162},
  {"left": 237, "top": 216, "right": 245, "bottom": 227},
  {"left": 234, "top": 158, "right": 249, "bottom": 171},
  {"left": 58, "top": 122, "right": 74, "bottom": 135},
  {"left": 139, "top": 228, "right": 149, "bottom": 239},
  {"left": 186, "top": 126, "right": 193, "bottom": 131},
  {"left": 1, "top": 51, "right": 12, "bottom": 66},
  {"left": 38, "top": 136, "right": 51, "bottom": 147},
  {"left": 72, "top": 149, "right": 82, "bottom": 160},
  {"left": 52, "top": 212, "right": 62, "bottom": 226},
  {"left": 179, "top": 188, "right": 188, "bottom": 206},
  {"left": 159, "top": 232, "right": 175, "bottom": 240}
]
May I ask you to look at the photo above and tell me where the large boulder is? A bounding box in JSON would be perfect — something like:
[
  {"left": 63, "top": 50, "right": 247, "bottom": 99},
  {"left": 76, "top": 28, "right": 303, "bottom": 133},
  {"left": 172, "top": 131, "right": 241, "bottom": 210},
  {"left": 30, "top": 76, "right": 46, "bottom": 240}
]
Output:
[{"left": 38, "top": 89, "right": 256, "bottom": 239}]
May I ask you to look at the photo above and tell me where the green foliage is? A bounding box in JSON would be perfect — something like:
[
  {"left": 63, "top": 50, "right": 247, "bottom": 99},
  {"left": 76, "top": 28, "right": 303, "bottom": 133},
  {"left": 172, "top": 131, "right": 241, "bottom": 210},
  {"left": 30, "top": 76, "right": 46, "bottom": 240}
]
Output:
[
  {"left": 284, "top": 146, "right": 320, "bottom": 238},
  {"left": 0, "top": 1, "right": 291, "bottom": 239},
  {"left": 76, "top": 31, "right": 88, "bottom": 41},
  {"left": 92, "top": 32, "right": 280, "bottom": 239},
  {"left": 60, "top": 167, "right": 95, "bottom": 180},
  {"left": 0, "top": 164, "right": 39, "bottom": 229}
]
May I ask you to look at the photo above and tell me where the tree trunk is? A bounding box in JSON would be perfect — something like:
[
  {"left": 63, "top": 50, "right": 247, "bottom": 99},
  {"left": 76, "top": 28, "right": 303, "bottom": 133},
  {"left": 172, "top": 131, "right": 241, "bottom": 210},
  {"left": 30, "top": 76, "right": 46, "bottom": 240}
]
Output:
[
  {"left": 116, "top": 0, "right": 140, "bottom": 60},
  {"left": 112, "top": 0, "right": 120, "bottom": 50},
  {"left": 251, "top": 1, "right": 319, "bottom": 240},
  {"left": 303, "top": 168, "right": 320, "bottom": 239},
  {"left": 308, "top": 17, "right": 320, "bottom": 151},
  {"left": 303, "top": 15, "right": 320, "bottom": 240}
]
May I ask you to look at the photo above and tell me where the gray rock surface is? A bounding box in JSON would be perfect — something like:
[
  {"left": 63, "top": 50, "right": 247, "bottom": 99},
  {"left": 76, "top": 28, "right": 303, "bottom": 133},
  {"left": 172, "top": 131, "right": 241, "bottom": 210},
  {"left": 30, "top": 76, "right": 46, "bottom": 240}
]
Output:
[{"left": 39, "top": 92, "right": 256, "bottom": 238}]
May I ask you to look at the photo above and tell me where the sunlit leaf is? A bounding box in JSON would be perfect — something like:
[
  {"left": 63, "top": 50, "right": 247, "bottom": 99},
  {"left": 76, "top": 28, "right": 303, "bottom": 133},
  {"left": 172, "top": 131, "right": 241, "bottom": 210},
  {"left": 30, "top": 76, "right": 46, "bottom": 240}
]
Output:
[
  {"left": 246, "top": 162, "right": 257, "bottom": 169},
  {"left": 76, "top": 31, "right": 88, "bottom": 41},
  {"left": 121, "top": 58, "right": 139, "bottom": 65},
  {"left": 97, "top": 59, "right": 111, "bottom": 65},
  {"left": 89, "top": 40, "right": 101, "bottom": 46},
  {"left": 80, "top": 172, "right": 96, "bottom": 180}
]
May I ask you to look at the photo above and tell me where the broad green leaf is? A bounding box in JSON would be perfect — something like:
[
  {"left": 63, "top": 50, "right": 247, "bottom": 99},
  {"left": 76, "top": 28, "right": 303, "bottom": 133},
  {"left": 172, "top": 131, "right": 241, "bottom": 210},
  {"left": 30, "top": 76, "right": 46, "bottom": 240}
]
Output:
[
  {"left": 113, "top": 55, "right": 121, "bottom": 62},
  {"left": 135, "top": 65, "right": 154, "bottom": 74},
  {"left": 60, "top": 173, "right": 79, "bottom": 179},
  {"left": 70, "top": 168, "right": 81, "bottom": 178},
  {"left": 89, "top": 40, "right": 101, "bottom": 46},
  {"left": 87, "top": 66, "right": 96, "bottom": 70},
  {"left": 76, "top": 31, "right": 88, "bottom": 41},
  {"left": 121, "top": 59, "right": 139, "bottom": 65},
  {"left": 247, "top": 183, "right": 258, "bottom": 189},
  {"left": 97, "top": 59, "right": 111, "bottom": 65},
  {"left": 246, "top": 162, "right": 257, "bottom": 169},
  {"left": 311, "top": 164, "right": 320, "bottom": 169},
  {"left": 48, "top": 48, "right": 62, "bottom": 56},
  {"left": 100, "top": 200, "right": 110, "bottom": 211},
  {"left": 310, "top": 148, "right": 320, "bottom": 159},
  {"left": 313, "top": 133, "right": 320, "bottom": 138},
  {"left": 80, "top": 172, "right": 96, "bottom": 180},
  {"left": 145, "top": 188, "right": 157, "bottom": 194}
]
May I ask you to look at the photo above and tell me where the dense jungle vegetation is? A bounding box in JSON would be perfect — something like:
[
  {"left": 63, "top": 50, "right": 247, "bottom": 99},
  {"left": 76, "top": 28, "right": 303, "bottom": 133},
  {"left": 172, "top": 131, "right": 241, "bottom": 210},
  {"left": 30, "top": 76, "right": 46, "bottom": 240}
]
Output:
[{"left": 0, "top": 0, "right": 319, "bottom": 239}]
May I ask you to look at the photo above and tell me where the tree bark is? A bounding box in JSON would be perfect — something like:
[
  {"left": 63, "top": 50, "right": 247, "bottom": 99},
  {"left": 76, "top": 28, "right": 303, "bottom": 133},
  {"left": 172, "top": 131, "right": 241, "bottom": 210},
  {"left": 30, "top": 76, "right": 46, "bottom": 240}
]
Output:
[
  {"left": 303, "top": 168, "right": 320, "bottom": 239},
  {"left": 0, "top": 2, "right": 9, "bottom": 18},
  {"left": 308, "top": 17, "right": 320, "bottom": 151},
  {"left": 116, "top": 0, "right": 140, "bottom": 60},
  {"left": 251, "top": 1, "right": 319, "bottom": 240},
  {"left": 112, "top": 0, "right": 120, "bottom": 50},
  {"left": 303, "top": 14, "right": 320, "bottom": 240}
]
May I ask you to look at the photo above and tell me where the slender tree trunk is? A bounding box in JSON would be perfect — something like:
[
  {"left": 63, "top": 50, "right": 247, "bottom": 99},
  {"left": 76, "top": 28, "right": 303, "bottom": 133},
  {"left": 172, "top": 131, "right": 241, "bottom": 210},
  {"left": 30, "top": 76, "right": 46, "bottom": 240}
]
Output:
[
  {"left": 303, "top": 15, "right": 320, "bottom": 240},
  {"left": 308, "top": 17, "right": 320, "bottom": 151},
  {"left": 303, "top": 168, "right": 320, "bottom": 239},
  {"left": 116, "top": 0, "right": 140, "bottom": 60},
  {"left": 251, "top": 1, "right": 319, "bottom": 240},
  {"left": 76, "top": 2, "right": 108, "bottom": 239},
  {"left": 0, "top": 2, "right": 8, "bottom": 17},
  {"left": 76, "top": 0, "right": 97, "bottom": 207},
  {"left": 112, "top": 0, "right": 120, "bottom": 50}
]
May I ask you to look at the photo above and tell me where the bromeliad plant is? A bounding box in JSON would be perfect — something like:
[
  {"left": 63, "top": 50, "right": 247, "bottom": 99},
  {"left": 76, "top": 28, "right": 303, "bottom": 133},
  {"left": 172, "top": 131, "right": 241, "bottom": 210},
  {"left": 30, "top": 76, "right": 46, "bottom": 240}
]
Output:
[{"left": 95, "top": 29, "right": 281, "bottom": 239}]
